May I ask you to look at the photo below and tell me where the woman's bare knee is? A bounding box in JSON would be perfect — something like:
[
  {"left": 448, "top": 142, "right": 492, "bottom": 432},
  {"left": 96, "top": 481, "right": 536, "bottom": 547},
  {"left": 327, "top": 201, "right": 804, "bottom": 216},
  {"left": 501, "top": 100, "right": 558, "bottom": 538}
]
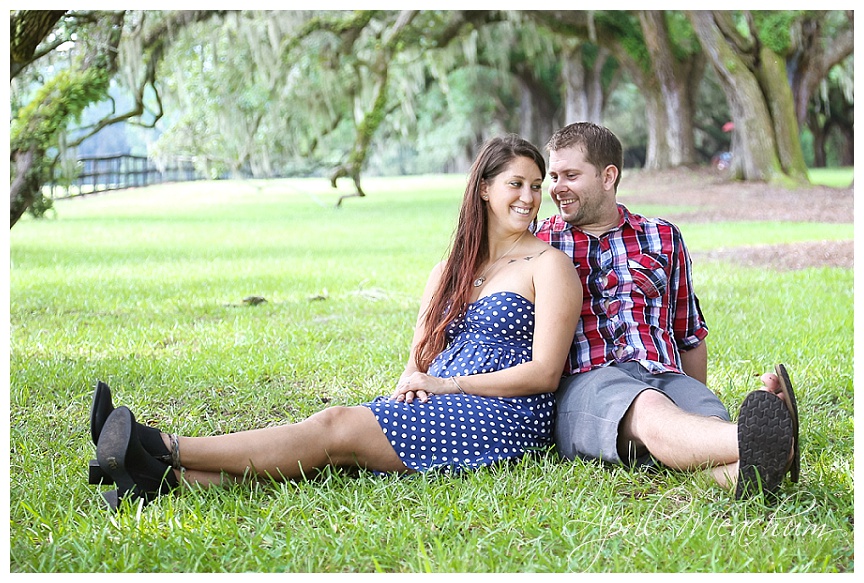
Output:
[
  {"left": 305, "top": 406, "right": 354, "bottom": 457},
  {"left": 306, "top": 406, "right": 397, "bottom": 468}
]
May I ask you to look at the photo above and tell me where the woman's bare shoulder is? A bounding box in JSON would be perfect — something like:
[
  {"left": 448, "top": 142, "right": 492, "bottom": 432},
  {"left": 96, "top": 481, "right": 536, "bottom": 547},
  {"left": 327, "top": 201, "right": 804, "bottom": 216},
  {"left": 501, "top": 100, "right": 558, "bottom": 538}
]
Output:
[{"left": 525, "top": 237, "right": 572, "bottom": 266}]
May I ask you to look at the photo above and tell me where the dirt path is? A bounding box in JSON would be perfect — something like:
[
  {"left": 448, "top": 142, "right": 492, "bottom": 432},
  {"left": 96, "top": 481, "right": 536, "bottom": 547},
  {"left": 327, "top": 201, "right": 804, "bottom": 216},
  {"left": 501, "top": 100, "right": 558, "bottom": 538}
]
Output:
[{"left": 616, "top": 167, "right": 853, "bottom": 270}]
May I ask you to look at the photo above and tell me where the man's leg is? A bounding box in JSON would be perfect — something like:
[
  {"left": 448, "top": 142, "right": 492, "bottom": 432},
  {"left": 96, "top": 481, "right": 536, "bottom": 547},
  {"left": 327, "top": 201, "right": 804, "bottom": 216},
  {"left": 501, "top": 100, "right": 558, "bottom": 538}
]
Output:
[
  {"left": 619, "top": 389, "right": 738, "bottom": 470},
  {"left": 619, "top": 372, "right": 792, "bottom": 489}
]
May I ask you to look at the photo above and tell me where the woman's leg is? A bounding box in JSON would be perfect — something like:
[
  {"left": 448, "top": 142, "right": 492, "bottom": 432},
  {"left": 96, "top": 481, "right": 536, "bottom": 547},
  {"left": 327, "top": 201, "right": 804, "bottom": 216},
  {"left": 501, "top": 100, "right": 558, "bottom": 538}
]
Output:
[{"left": 167, "top": 405, "right": 409, "bottom": 484}]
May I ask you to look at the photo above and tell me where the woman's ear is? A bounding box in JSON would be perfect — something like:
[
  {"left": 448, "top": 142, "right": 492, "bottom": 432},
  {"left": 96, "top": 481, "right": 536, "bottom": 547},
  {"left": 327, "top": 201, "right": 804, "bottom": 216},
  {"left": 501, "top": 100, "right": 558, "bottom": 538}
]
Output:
[{"left": 480, "top": 180, "right": 489, "bottom": 200}]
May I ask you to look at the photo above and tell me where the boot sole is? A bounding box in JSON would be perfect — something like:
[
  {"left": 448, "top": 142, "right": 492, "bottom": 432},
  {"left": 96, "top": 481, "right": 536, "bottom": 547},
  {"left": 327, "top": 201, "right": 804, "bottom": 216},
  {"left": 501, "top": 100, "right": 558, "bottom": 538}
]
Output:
[
  {"left": 96, "top": 407, "right": 137, "bottom": 500},
  {"left": 735, "top": 390, "right": 794, "bottom": 500}
]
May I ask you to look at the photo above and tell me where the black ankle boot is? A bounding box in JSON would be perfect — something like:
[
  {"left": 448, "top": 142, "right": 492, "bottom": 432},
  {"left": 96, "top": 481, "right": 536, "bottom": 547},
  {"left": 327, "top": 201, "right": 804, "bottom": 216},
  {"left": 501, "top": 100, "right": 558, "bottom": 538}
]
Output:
[
  {"left": 88, "top": 381, "right": 173, "bottom": 485},
  {"left": 96, "top": 406, "right": 179, "bottom": 509}
]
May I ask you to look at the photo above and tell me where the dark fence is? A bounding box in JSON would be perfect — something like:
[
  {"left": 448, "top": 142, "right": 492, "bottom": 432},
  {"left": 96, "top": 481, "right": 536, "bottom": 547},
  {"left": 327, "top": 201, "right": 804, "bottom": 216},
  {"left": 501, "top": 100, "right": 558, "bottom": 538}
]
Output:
[{"left": 48, "top": 155, "right": 205, "bottom": 199}]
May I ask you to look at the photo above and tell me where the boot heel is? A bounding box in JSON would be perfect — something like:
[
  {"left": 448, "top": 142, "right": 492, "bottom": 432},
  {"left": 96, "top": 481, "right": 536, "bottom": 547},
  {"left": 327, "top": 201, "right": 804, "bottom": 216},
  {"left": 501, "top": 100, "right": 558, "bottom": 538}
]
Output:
[
  {"left": 101, "top": 489, "right": 119, "bottom": 511},
  {"left": 90, "top": 380, "right": 115, "bottom": 446},
  {"left": 89, "top": 458, "right": 115, "bottom": 485}
]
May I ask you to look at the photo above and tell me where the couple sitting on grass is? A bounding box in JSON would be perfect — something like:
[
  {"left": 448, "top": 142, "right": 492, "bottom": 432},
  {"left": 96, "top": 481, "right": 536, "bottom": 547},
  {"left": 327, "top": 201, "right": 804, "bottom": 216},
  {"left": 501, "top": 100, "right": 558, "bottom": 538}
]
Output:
[{"left": 89, "top": 123, "right": 799, "bottom": 510}]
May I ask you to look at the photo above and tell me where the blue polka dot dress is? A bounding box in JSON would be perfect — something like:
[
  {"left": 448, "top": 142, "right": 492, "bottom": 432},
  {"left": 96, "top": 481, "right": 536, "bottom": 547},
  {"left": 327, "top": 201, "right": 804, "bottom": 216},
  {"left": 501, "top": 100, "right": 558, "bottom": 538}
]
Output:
[{"left": 362, "top": 291, "right": 555, "bottom": 472}]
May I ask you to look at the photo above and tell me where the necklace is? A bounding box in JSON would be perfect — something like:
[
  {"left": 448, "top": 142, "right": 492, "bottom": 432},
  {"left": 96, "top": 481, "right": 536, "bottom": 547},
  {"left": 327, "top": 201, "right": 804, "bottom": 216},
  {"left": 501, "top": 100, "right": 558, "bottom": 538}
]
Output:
[{"left": 473, "top": 231, "right": 526, "bottom": 287}]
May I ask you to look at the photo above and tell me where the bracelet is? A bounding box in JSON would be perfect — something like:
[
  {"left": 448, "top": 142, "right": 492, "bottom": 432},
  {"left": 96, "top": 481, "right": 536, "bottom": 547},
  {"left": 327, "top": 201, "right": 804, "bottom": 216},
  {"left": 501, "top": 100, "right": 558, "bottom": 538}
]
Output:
[{"left": 451, "top": 377, "right": 466, "bottom": 394}]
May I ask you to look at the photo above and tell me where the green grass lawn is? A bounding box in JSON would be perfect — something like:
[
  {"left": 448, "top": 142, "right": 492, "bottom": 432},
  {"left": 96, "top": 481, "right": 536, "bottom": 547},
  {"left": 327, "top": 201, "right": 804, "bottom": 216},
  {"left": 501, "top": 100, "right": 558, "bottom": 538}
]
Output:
[
  {"left": 808, "top": 166, "right": 854, "bottom": 187},
  {"left": 8, "top": 175, "right": 854, "bottom": 572}
]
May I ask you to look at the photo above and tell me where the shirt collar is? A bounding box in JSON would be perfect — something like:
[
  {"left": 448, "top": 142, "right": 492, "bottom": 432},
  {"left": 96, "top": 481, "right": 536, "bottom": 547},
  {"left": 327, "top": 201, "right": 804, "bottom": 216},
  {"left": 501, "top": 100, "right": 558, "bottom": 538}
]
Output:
[{"left": 619, "top": 204, "right": 646, "bottom": 232}]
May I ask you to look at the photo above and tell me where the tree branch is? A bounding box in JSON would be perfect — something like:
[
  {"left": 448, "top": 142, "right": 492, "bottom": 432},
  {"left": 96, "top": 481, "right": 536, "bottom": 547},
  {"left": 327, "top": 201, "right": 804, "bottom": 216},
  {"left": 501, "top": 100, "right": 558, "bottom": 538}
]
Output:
[{"left": 9, "top": 10, "right": 68, "bottom": 79}]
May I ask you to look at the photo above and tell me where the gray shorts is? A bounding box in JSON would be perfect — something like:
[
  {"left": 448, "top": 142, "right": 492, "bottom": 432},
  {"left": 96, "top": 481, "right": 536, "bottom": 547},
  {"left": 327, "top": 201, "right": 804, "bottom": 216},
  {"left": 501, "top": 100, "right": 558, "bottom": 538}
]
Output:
[{"left": 554, "top": 361, "right": 730, "bottom": 467}]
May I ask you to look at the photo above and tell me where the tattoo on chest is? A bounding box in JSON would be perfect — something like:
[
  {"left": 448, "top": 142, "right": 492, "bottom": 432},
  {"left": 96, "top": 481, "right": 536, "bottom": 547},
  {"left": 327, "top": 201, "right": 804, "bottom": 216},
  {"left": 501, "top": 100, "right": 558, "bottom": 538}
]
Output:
[{"left": 507, "top": 249, "right": 547, "bottom": 264}]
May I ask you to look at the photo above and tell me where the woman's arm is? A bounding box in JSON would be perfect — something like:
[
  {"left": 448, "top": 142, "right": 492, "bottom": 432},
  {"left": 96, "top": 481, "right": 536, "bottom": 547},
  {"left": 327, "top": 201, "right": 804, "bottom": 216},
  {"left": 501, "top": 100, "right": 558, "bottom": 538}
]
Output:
[{"left": 393, "top": 249, "right": 582, "bottom": 400}]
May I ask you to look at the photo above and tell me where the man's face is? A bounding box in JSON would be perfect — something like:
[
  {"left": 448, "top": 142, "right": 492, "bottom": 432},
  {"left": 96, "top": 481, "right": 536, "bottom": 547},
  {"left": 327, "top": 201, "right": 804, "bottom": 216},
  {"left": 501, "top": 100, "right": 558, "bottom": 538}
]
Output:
[{"left": 548, "top": 146, "right": 616, "bottom": 230}]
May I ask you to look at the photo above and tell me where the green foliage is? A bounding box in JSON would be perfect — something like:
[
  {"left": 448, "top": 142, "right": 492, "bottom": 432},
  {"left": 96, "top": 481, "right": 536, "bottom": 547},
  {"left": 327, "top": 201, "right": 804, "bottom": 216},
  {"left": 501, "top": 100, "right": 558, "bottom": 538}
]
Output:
[
  {"left": 603, "top": 82, "right": 647, "bottom": 154},
  {"left": 596, "top": 11, "right": 651, "bottom": 73},
  {"left": 8, "top": 176, "right": 854, "bottom": 572},
  {"left": 11, "top": 9, "right": 851, "bottom": 231},
  {"left": 664, "top": 11, "right": 701, "bottom": 60},
  {"left": 153, "top": 11, "right": 423, "bottom": 179},
  {"left": 499, "top": 20, "right": 562, "bottom": 107},
  {"left": 11, "top": 63, "right": 113, "bottom": 220},
  {"left": 752, "top": 11, "right": 800, "bottom": 54},
  {"left": 26, "top": 192, "right": 55, "bottom": 219},
  {"left": 11, "top": 66, "right": 111, "bottom": 151}
]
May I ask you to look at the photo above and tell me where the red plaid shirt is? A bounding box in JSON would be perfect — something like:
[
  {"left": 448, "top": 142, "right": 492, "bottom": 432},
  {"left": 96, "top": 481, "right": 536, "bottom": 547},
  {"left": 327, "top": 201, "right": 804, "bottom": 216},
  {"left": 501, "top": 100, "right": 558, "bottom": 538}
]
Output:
[{"left": 534, "top": 204, "right": 708, "bottom": 375}]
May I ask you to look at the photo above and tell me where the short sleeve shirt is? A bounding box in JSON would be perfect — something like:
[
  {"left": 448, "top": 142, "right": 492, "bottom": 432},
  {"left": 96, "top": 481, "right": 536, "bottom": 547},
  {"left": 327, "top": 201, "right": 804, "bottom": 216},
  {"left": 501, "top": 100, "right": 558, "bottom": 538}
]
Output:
[{"left": 534, "top": 204, "right": 708, "bottom": 375}]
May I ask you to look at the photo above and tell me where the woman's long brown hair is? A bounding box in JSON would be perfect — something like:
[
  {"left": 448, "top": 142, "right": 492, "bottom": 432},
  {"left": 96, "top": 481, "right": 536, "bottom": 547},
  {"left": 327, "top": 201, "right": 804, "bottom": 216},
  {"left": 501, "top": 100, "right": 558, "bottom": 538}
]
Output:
[{"left": 414, "top": 134, "right": 546, "bottom": 372}]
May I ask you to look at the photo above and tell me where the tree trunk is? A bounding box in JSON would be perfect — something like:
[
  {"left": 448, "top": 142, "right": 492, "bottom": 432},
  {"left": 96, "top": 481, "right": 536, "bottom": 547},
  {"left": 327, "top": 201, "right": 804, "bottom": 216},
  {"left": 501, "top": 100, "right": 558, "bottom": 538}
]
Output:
[
  {"left": 561, "top": 46, "right": 588, "bottom": 124},
  {"left": 610, "top": 44, "right": 672, "bottom": 171},
  {"left": 640, "top": 89, "right": 670, "bottom": 171},
  {"left": 688, "top": 11, "right": 808, "bottom": 184},
  {"left": 755, "top": 44, "right": 808, "bottom": 181},
  {"left": 515, "top": 67, "right": 558, "bottom": 151},
  {"left": 787, "top": 11, "right": 854, "bottom": 168},
  {"left": 787, "top": 11, "right": 854, "bottom": 126},
  {"left": 10, "top": 148, "right": 40, "bottom": 226},
  {"left": 560, "top": 43, "right": 608, "bottom": 124},
  {"left": 837, "top": 125, "right": 854, "bottom": 166},
  {"left": 639, "top": 11, "right": 701, "bottom": 167},
  {"left": 531, "top": 10, "right": 701, "bottom": 170},
  {"left": 808, "top": 109, "right": 827, "bottom": 168}
]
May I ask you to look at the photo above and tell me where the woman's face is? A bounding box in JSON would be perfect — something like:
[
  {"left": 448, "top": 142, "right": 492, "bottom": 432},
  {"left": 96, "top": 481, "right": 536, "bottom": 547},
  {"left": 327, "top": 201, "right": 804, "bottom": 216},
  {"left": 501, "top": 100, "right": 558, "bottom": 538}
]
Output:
[{"left": 481, "top": 156, "right": 543, "bottom": 234}]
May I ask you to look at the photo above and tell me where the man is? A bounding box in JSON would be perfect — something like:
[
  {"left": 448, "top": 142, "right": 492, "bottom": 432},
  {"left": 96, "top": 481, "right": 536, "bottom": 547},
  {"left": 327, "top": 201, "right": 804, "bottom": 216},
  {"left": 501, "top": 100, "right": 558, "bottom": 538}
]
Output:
[{"left": 534, "top": 122, "right": 799, "bottom": 498}]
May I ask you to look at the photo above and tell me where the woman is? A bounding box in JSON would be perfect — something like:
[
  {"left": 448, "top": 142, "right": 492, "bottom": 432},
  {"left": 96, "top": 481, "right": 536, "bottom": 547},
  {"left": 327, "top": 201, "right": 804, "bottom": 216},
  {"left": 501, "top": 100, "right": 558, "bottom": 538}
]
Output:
[{"left": 89, "top": 134, "right": 583, "bottom": 509}]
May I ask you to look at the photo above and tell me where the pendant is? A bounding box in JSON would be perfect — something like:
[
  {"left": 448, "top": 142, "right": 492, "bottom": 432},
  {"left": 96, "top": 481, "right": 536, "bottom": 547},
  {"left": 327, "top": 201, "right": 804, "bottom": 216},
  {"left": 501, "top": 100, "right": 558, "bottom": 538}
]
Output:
[{"left": 473, "top": 276, "right": 485, "bottom": 287}]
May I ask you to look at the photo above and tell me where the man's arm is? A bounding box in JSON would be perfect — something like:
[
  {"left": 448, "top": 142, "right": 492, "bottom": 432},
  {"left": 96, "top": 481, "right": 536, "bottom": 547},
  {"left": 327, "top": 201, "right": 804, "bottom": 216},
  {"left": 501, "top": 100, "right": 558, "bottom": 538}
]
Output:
[
  {"left": 680, "top": 340, "right": 707, "bottom": 385},
  {"left": 667, "top": 222, "right": 708, "bottom": 384}
]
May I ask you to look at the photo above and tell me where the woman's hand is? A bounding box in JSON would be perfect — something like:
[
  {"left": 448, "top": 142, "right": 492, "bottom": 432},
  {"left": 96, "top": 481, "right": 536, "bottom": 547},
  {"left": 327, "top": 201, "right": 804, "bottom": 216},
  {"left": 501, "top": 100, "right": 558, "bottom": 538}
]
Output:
[{"left": 391, "top": 372, "right": 455, "bottom": 403}]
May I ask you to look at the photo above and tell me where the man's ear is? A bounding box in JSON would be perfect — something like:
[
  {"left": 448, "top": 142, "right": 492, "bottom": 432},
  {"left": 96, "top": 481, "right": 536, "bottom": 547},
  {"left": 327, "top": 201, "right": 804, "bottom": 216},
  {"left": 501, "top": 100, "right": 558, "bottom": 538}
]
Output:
[{"left": 602, "top": 165, "right": 619, "bottom": 192}]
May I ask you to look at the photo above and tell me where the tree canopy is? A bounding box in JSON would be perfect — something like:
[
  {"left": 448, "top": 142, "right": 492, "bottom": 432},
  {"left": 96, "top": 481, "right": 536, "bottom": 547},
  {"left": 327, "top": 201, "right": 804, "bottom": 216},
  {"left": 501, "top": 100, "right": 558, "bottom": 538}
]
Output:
[{"left": 9, "top": 9, "right": 854, "bottom": 226}]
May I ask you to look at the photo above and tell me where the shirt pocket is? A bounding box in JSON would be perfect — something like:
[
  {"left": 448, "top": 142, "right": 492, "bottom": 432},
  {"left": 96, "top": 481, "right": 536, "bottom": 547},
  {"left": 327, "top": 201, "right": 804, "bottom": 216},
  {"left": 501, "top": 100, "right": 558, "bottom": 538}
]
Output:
[{"left": 626, "top": 253, "right": 668, "bottom": 299}]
